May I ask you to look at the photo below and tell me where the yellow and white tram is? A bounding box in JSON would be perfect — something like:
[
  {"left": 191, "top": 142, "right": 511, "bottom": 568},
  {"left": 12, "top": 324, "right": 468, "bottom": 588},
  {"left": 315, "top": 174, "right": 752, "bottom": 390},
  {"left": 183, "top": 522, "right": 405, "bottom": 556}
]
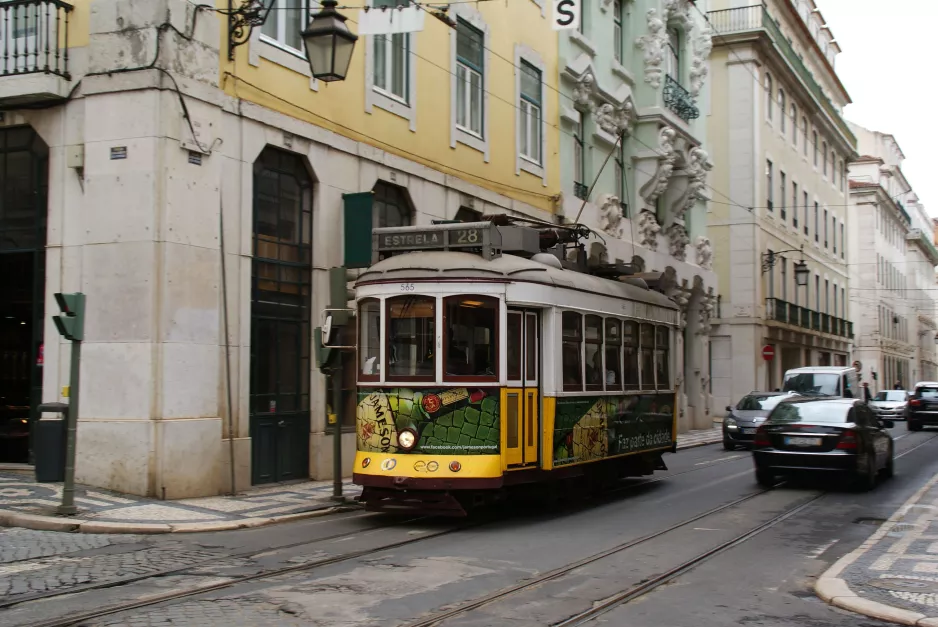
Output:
[{"left": 352, "top": 220, "right": 680, "bottom": 515}]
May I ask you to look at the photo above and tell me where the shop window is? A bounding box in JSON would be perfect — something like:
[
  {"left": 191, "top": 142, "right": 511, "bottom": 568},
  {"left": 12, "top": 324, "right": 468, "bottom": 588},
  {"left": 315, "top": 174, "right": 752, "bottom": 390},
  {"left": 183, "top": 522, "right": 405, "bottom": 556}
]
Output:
[
  {"left": 585, "top": 315, "right": 603, "bottom": 391},
  {"left": 624, "top": 321, "right": 639, "bottom": 390},
  {"left": 640, "top": 323, "right": 655, "bottom": 390},
  {"left": 444, "top": 295, "right": 498, "bottom": 380},
  {"left": 358, "top": 298, "right": 381, "bottom": 381},
  {"left": 605, "top": 319, "right": 623, "bottom": 391},
  {"left": 386, "top": 295, "right": 435, "bottom": 380},
  {"left": 562, "top": 311, "right": 583, "bottom": 391},
  {"left": 656, "top": 326, "right": 670, "bottom": 390}
]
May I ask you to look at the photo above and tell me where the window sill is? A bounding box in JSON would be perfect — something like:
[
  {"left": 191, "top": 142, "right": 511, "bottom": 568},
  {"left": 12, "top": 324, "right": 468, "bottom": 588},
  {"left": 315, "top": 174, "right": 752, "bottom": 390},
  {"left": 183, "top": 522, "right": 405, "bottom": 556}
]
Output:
[
  {"left": 611, "top": 60, "right": 635, "bottom": 86},
  {"left": 370, "top": 87, "right": 416, "bottom": 130},
  {"left": 569, "top": 30, "right": 597, "bottom": 57},
  {"left": 518, "top": 154, "right": 544, "bottom": 179},
  {"left": 455, "top": 126, "right": 487, "bottom": 158},
  {"left": 253, "top": 35, "right": 319, "bottom": 92}
]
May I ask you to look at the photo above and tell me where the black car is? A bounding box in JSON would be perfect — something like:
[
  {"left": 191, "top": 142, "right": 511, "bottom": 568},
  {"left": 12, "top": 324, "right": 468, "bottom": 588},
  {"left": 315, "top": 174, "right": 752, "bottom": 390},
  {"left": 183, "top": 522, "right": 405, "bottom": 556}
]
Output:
[
  {"left": 723, "top": 391, "right": 799, "bottom": 450},
  {"left": 906, "top": 382, "right": 938, "bottom": 431},
  {"left": 752, "top": 398, "right": 894, "bottom": 491}
]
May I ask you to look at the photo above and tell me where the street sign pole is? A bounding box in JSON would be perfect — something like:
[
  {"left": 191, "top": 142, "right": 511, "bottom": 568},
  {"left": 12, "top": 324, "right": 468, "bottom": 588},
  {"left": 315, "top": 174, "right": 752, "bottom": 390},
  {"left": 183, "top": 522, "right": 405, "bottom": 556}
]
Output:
[{"left": 52, "top": 292, "right": 85, "bottom": 516}]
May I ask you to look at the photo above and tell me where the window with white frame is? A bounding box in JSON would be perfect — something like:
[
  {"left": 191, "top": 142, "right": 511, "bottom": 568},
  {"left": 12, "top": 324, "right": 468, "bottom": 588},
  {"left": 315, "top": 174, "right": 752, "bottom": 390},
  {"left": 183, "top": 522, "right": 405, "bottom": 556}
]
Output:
[
  {"left": 613, "top": 0, "right": 623, "bottom": 63},
  {"left": 790, "top": 103, "right": 797, "bottom": 144},
  {"left": 372, "top": 0, "right": 411, "bottom": 102},
  {"left": 778, "top": 89, "right": 786, "bottom": 133},
  {"left": 260, "top": 0, "right": 312, "bottom": 51},
  {"left": 456, "top": 19, "right": 484, "bottom": 137},
  {"left": 802, "top": 118, "right": 808, "bottom": 156},
  {"left": 665, "top": 27, "right": 680, "bottom": 80},
  {"left": 519, "top": 61, "right": 542, "bottom": 163},
  {"left": 765, "top": 73, "right": 773, "bottom": 120}
]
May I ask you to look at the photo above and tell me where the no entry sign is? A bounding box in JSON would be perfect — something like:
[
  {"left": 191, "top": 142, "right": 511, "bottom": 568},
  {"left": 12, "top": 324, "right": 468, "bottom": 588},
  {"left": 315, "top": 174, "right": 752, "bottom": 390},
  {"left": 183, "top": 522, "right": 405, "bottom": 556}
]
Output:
[{"left": 762, "top": 345, "right": 775, "bottom": 361}]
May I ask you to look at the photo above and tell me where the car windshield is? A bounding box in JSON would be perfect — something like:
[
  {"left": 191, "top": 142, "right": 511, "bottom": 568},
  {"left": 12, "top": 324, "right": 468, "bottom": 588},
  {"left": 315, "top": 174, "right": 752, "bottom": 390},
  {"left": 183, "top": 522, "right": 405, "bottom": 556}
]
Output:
[
  {"left": 736, "top": 394, "right": 793, "bottom": 411},
  {"left": 768, "top": 402, "right": 852, "bottom": 424},
  {"left": 915, "top": 387, "right": 938, "bottom": 400},
  {"left": 783, "top": 373, "right": 839, "bottom": 396},
  {"left": 874, "top": 391, "right": 907, "bottom": 402}
]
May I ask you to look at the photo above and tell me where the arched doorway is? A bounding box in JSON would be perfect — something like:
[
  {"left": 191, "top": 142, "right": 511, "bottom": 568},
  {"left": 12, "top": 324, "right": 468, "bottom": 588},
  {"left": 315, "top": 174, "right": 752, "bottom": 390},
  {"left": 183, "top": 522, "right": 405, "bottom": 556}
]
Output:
[
  {"left": 249, "top": 147, "right": 313, "bottom": 484},
  {"left": 0, "top": 127, "right": 48, "bottom": 464}
]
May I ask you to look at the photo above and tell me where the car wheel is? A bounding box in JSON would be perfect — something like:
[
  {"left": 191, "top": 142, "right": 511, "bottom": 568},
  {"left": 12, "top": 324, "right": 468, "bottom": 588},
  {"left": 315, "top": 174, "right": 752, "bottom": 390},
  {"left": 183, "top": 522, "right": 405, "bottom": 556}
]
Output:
[
  {"left": 879, "top": 446, "right": 895, "bottom": 480},
  {"left": 723, "top": 440, "right": 735, "bottom": 451},
  {"left": 908, "top": 421, "right": 923, "bottom": 432},
  {"left": 854, "top": 454, "right": 877, "bottom": 492},
  {"left": 756, "top": 469, "right": 775, "bottom": 489}
]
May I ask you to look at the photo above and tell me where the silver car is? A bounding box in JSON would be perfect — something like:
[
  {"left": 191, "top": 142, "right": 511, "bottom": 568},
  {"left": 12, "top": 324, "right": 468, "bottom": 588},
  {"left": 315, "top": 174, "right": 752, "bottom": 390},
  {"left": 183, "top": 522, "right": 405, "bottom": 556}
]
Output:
[
  {"left": 869, "top": 390, "right": 909, "bottom": 420},
  {"left": 724, "top": 391, "right": 801, "bottom": 450}
]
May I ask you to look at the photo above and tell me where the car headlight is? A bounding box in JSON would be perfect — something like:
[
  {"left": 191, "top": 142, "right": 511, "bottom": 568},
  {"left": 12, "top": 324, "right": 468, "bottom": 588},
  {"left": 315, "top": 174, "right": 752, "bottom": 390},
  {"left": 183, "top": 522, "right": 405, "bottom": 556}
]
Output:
[
  {"left": 897, "top": 405, "right": 906, "bottom": 411},
  {"left": 725, "top": 417, "right": 738, "bottom": 429},
  {"left": 397, "top": 429, "right": 417, "bottom": 450}
]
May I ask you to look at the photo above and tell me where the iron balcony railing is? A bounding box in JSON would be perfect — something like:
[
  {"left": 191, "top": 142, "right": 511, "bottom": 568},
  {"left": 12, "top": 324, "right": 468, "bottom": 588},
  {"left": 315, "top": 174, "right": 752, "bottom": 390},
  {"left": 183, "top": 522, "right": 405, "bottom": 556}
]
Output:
[
  {"left": 573, "top": 182, "right": 589, "bottom": 200},
  {"left": 707, "top": 4, "right": 855, "bottom": 147},
  {"left": 0, "top": 0, "right": 72, "bottom": 79},
  {"left": 765, "top": 298, "right": 854, "bottom": 339},
  {"left": 663, "top": 74, "right": 699, "bottom": 122}
]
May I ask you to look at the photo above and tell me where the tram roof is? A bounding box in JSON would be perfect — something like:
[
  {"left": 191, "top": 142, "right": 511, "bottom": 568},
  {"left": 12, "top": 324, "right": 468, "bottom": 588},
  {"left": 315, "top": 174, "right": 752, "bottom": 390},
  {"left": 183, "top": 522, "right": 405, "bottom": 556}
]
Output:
[{"left": 356, "top": 251, "right": 679, "bottom": 310}]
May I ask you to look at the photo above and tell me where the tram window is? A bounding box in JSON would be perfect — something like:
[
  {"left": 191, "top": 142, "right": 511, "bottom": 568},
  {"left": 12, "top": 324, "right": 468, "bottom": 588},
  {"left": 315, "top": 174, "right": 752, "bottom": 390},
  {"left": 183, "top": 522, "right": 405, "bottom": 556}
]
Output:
[
  {"left": 444, "top": 296, "right": 498, "bottom": 380},
  {"left": 640, "top": 323, "right": 655, "bottom": 390},
  {"left": 623, "top": 321, "right": 639, "bottom": 390},
  {"left": 386, "top": 295, "right": 436, "bottom": 380},
  {"left": 562, "top": 311, "right": 583, "bottom": 391},
  {"left": 605, "top": 319, "right": 623, "bottom": 391},
  {"left": 507, "top": 312, "right": 523, "bottom": 381},
  {"left": 655, "top": 326, "right": 670, "bottom": 390},
  {"left": 359, "top": 299, "right": 381, "bottom": 380},
  {"left": 585, "top": 315, "right": 604, "bottom": 391}
]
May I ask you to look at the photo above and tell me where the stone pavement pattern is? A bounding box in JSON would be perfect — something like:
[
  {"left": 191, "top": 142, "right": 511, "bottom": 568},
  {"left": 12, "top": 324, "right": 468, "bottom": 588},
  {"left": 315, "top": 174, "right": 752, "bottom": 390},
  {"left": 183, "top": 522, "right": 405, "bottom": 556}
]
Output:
[
  {"left": 0, "top": 471, "right": 361, "bottom": 525},
  {"left": 817, "top": 471, "right": 938, "bottom": 625}
]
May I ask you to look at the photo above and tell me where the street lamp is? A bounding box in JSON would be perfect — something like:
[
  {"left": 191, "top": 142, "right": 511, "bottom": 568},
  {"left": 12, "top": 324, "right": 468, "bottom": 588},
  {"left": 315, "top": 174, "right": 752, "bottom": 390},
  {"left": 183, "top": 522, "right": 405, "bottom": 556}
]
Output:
[
  {"left": 762, "top": 246, "right": 809, "bottom": 285},
  {"left": 225, "top": 0, "right": 358, "bottom": 82}
]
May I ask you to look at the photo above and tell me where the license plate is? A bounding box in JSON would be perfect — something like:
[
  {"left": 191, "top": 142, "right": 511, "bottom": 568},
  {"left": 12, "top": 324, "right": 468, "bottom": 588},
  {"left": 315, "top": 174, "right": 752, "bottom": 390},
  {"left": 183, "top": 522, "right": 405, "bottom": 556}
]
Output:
[
  {"left": 741, "top": 428, "right": 756, "bottom": 434},
  {"left": 784, "top": 436, "right": 822, "bottom": 447}
]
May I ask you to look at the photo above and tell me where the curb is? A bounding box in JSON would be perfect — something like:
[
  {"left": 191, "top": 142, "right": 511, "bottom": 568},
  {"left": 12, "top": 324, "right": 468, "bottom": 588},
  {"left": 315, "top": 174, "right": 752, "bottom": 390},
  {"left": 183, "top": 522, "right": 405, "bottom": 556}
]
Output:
[
  {"left": 814, "top": 472, "right": 938, "bottom": 625},
  {"left": 676, "top": 437, "right": 724, "bottom": 451},
  {"left": 0, "top": 503, "right": 362, "bottom": 534}
]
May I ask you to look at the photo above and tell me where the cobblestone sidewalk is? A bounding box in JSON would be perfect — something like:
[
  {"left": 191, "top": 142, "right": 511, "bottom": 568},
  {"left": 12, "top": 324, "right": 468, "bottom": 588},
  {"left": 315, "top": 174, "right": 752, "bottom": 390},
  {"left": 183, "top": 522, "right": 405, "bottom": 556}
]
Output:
[
  {"left": 816, "top": 472, "right": 938, "bottom": 626},
  {"left": 675, "top": 425, "right": 723, "bottom": 449},
  {"left": 0, "top": 472, "right": 362, "bottom": 534}
]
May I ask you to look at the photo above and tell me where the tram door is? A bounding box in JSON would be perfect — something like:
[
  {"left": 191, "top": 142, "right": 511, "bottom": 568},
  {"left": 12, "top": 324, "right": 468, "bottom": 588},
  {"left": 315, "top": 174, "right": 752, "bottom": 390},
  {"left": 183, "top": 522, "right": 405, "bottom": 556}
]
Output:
[{"left": 504, "top": 310, "right": 539, "bottom": 467}]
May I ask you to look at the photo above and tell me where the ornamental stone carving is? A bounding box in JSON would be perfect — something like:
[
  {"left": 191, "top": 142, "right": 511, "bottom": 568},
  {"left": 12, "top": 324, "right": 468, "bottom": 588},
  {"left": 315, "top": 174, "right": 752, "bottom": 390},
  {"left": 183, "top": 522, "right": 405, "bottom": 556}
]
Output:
[
  {"left": 668, "top": 279, "right": 690, "bottom": 329},
  {"left": 694, "top": 236, "right": 713, "bottom": 270},
  {"left": 636, "top": 9, "right": 667, "bottom": 89},
  {"left": 689, "top": 27, "right": 713, "bottom": 98},
  {"left": 598, "top": 193, "right": 625, "bottom": 239},
  {"left": 594, "top": 101, "right": 635, "bottom": 137},
  {"left": 637, "top": 210, "right": 661, "bottom": 251},
  {"left": 676, "top": 146, "right": 712, "bottom": 219},
  {"left": 697, "top": 288, "right": 716, "bottom": 335},
  {"left": 666, "top": 223, "right": 689, "bottom": 261},
  {"left": 651, "top": 127, "right": 678, "bottom": 202},
  {"left": 573, "top": 73, "right": 595, "bottom": 111}
]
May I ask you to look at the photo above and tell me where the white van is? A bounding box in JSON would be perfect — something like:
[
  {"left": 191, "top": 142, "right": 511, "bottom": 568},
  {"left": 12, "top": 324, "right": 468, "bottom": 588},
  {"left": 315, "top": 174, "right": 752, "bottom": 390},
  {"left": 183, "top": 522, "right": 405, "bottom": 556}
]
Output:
[{"left": 782, "top": 366, "right": 859, "bottom": 399}]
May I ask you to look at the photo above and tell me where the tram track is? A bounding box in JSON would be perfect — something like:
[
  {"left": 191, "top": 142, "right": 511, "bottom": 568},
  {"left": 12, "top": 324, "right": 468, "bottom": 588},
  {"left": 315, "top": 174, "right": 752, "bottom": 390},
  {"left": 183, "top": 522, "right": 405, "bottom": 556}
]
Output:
[
  {"left": 402, "top": 431, "right": 938, "bottom": 627},
  {"left": 17, "top": 436, "right": 930, "bottom": 627}
]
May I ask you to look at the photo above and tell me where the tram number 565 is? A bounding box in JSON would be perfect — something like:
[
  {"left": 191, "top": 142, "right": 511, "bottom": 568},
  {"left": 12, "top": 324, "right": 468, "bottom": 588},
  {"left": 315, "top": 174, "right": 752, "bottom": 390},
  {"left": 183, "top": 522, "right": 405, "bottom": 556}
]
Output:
[{"left": 400, "top": 283, "right": 415, "bottom": 292}]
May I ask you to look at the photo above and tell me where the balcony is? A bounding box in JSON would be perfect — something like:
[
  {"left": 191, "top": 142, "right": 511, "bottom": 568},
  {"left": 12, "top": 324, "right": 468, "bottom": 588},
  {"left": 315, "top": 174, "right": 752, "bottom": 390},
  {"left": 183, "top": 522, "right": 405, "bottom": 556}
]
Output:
[
  {"left": 707, "top": 4, "right": 856, "bottom": 147},
  {"left": 765, "top": 298, "right": 854, "bottom": 339},
  {"left": 663, "top": 75, "right": 699, "bottom": 122},
  {"left": 573, "top": 182, "right": 589, "bottom": 200},
  {"left": 0, "top": 1, "right": 73, "bottom": 107}
]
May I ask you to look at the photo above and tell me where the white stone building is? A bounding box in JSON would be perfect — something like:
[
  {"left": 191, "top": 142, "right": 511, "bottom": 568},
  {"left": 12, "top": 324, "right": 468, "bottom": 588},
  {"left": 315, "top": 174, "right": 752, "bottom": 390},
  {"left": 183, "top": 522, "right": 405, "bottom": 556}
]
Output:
[
  {"left": 706, "top": 0, "right": 857, "bottom": 410},
  {"left": 847, "top": 125, "right": 938, "bottom": 391}
]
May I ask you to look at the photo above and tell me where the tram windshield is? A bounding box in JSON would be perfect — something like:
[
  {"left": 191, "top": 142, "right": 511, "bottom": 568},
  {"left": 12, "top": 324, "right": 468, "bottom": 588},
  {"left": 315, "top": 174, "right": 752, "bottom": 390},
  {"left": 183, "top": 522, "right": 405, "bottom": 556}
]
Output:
[{"left": 387, "top": 296, "right": 436, "bottom": 379}]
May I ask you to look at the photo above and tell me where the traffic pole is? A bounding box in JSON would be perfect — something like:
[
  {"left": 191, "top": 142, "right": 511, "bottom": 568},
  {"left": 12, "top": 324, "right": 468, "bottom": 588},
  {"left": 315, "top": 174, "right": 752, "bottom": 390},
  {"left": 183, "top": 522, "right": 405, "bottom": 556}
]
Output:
[
  {"left": 59, "top": 338, "right": 81, "bottom": 515},
  {"left": 331, "top": 352, "right": 345, "bottom": 502}
]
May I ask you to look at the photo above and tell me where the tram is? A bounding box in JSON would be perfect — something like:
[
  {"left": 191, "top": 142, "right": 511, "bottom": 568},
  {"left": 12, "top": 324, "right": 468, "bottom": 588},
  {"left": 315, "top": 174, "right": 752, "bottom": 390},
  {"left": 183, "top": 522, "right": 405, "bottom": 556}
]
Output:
[{"left": 352, "top": 217, "right": 680, "bottom": 515}]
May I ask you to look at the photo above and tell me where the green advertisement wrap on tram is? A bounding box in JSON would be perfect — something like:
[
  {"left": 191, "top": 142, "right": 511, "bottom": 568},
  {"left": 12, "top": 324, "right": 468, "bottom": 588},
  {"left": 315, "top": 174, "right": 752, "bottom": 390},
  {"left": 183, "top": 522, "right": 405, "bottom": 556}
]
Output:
[
  {"left": 357, "top": 388, "right": 501, "bottom": 455},
  {"left": 552, "top": 394, "right": 674, "bottom": 466}
]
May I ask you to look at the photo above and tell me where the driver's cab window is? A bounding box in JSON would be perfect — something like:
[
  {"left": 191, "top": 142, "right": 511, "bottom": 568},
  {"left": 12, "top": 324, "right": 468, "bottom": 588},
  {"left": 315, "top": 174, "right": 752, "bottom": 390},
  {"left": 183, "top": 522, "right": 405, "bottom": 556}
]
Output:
[{"left": 444, "top": 295, "right": 498, "bottom": 380}]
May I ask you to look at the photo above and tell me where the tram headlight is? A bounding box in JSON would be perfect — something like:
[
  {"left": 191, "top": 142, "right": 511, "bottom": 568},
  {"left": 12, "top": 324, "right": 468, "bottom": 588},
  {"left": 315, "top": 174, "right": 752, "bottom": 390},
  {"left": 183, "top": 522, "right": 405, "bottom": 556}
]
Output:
[{"left": 398, "top": 429, "right": 417, "bottom": 450}]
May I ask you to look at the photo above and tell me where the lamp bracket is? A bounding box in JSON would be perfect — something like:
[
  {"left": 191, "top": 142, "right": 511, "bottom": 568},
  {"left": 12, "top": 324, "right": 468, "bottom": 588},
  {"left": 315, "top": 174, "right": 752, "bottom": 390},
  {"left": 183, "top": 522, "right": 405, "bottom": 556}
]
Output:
[{"left": 226, "top": 0, "right": 274, "bottom": 60}]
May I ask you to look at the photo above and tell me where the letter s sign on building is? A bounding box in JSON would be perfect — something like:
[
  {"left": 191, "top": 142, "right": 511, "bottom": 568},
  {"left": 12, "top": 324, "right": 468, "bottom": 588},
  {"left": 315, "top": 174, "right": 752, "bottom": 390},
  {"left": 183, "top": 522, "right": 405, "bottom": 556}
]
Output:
[{"left": 552, "top": 0, "right": 580, "bottom": 30}]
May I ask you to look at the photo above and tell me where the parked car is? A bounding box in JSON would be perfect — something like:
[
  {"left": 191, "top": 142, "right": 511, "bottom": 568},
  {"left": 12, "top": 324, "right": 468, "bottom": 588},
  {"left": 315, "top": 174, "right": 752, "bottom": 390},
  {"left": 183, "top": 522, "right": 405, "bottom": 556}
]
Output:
[
  {"left": 752, "top": 397, "right": 894, "bottom": 491},
  {"left": 906, "top": 382, "right": 938, "bottom": 431},
  {"left": 869, "top": 390, "right": 909, "bottom": 420},
  {"left": 723, "top": 391, "right": 799, "bottom": 450}
]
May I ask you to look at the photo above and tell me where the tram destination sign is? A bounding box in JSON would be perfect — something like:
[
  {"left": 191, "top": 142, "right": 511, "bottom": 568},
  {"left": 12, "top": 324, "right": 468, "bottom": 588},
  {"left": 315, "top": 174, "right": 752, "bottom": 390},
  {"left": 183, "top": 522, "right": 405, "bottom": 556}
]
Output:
[{"left": 374, "top": 222, "right": 501, "bottom": 260}]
